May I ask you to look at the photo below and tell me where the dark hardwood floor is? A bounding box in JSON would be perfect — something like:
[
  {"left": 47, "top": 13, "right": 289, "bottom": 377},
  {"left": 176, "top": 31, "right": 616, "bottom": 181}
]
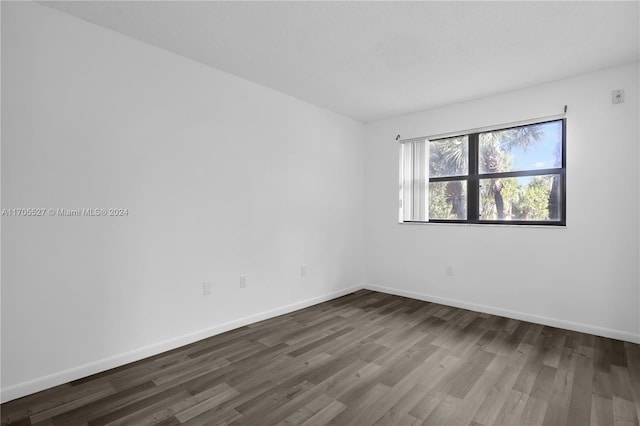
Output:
[{"left": 2, "top": 290, "right": 639, "bottom": 425}]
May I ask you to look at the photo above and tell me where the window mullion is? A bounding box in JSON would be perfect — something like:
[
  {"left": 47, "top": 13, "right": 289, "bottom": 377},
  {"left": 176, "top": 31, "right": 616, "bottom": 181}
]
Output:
[{"left": 468, "top": 133, "right": 479, "bottom": 222}]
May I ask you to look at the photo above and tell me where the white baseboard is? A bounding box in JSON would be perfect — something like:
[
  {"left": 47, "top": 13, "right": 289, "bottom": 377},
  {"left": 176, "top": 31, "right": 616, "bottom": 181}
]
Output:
[
  {"left": 5, "top": 282, "right": 636, "bottom": 403},
  {"left": 1, "top": 285, "right": 364, "bottom": 403},
  {"left": 363, "top": 283, "right": 640, "bottom": 344}
]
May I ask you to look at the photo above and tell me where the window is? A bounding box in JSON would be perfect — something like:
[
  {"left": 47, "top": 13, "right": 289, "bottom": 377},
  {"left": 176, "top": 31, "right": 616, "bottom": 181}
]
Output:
[{"left": 399, "top": 119, "right": 566, "bottom": 226}]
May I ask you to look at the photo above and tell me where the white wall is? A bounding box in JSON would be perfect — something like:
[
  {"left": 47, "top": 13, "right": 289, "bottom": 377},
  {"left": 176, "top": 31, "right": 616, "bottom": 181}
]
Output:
[
  {"left": 1, "top": 2, "right": 364, "bottom": 402},
  {"left": 364, "top": 63, "right": 640, "bottom": 343}
]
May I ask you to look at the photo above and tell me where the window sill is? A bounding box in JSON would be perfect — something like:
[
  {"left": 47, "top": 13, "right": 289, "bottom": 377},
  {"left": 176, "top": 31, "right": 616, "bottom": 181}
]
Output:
[{"left": 398, "top": 221, "right": 567, "bottom": 229}]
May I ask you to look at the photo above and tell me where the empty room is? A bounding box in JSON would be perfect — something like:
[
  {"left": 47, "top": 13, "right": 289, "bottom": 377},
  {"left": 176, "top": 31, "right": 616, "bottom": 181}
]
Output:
[{"left": 1, "top": 1, "right": 639, "bottom": 425}]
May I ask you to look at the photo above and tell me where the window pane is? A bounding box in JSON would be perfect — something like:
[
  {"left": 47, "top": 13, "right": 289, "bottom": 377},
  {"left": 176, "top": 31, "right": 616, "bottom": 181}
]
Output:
[
  {"left": 430, "top": 136, "right": 468, "bottom": 178},
  {"left": 479, "top": 121, "right": 562, "bottom": 174},
  {"left": 429, "top": 181, "right": 467, "bottom": 220},
  {"left": 479, "top": 174, "right": 561, "bottom": 221}
]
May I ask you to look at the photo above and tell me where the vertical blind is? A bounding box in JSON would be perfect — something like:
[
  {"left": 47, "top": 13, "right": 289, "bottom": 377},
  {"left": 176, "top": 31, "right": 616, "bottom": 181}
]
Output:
[{"left": 399, "top": 138, "right": 428, "bottom": 222}]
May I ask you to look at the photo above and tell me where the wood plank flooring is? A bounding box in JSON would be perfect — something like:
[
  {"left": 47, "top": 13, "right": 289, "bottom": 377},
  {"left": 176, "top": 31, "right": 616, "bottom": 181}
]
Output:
[{"left": 2, "top": 290, "right": 639, "bottom": 425}]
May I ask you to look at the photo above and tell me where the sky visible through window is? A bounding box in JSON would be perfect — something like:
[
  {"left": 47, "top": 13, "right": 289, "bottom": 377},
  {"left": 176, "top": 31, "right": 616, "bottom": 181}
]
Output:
[
  {"left": 502, "top": 121, "right": 562, "bottom": 186},
  {"left": 510, "top": 121, "right": 562, "bottom": 170}
]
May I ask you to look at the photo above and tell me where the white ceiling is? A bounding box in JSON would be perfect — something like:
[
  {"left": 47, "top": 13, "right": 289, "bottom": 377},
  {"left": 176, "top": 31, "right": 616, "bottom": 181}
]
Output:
[{"left": 41, "top": 1, "right": 639, "bottom": 123}]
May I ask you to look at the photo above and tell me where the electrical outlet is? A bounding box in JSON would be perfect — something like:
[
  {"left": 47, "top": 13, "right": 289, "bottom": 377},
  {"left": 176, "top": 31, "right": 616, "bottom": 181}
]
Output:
[
  {"left": 446, "top": 266, "right": 454, "bottom": 276},
  {"left": 203, "top": 282, "right": 212, "bottom": 295},
  {"left": 240, "top": 275, "right": 247, "bottom": 288},
  {"left": 612, "top": 89, "right": 625, "bottom": 104},
  {"left": 301, "top": 264, "right": 307, "bottom": 277}
]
